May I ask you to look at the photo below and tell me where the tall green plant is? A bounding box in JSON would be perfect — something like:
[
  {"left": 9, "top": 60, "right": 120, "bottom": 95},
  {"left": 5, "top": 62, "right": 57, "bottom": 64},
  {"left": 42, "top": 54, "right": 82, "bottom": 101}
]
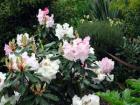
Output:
[{"left": 89, "top": 0, "right": 119, "bottom": 20}]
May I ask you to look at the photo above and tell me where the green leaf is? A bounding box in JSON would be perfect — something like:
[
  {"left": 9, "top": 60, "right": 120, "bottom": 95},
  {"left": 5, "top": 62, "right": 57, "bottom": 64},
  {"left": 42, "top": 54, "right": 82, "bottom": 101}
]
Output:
[
  {"left": 97, "top": 91, "right": 123, "bottom": 105},
  {"left": 25, "top": 71, "right": 40, "bottom": 83},
  {"left": 23, "top": 95, "right": 34, "bottom": 102},
  {"left": 43, "top": 93, "right": 59, "bottom": 102},
  {"left": 40, "top": 97, "right": 49, "bottom": 105},
  {"left": 126, "top": 79, "right": 140, "bottom": 90},
  {"left": 19, "top": 83, "right": 26, "bottom": 95}
]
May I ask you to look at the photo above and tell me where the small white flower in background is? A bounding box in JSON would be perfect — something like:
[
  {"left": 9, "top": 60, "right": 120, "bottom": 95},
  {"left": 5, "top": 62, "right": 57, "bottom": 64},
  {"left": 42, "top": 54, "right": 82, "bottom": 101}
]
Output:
[
  {"left": 21, "top": 52, "right": 39, "bottom": 70},
  {"left": 82, "top": 94, "right": 100, "bottom": 105},
  {"left": 72, "top": 94, "right": 100, "bottom": 105},
  {"left": 36, "top": 57, "right": 60, "bottom": 83},
  {"left": 8, "top": 54, "right": 18, "bottom": 70},
  {"left": 72, "top": 95, "right": 82, "bottom": 105},
  {"left": 55, "top": 23, "right": 74, "bottom": 40},
  {"left": 0, "top": 91, "right": 20, "bottom": 105},
  {"left": 17, "top": 33, "right": 30, "bottom": 47},
  {"left": 89, "top": 47, "right": 95, "bottom": 55},
  {"left": 0, "top": 96, "right": 8, "bottom": 105},
  {"left": 10, "top": 91, "right": 21, "bottom": 105},
  {"left": 0, "top": 72, "right": 6, "bottom": 91}
]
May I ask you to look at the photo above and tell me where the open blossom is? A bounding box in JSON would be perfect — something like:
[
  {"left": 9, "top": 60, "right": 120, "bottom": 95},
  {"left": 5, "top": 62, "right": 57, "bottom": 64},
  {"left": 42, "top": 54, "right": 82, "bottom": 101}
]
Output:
[
  {"left": 4, "top": 44, "right": 13, "bottom": 55},
  {"left": 55, "top": 23, "right": 74, "bottom": 40},
  {"left": 0, "top": 91, "right": 20, "bottom": 105},
  {"left": 45, "top": 14, "right": 54, "bottom": 28},
  {"left": 63, "top": 36, "right": 90, "bottom": 63},
  {"left": 72, "top": 95, "right": 82, "bottom": 105},
  {"left": 0, "top": 72, "right": 6, "bottom": 91},
  {"left": 37, "top": 7, "right": 54, "bottom": 27},
  {"left": 36, "top": 57, "right": 60, "bottom": 82},
  {"left": 98, "top": 57, "right": 114, "bottom": 73},
  {"left": 8, "top": 52, "right": 39, "bottom": 71},
  {"left": 72, "top": 94, "right": 100, "bottom": 105},
  {"left": 21, "top": 52, "right": 39, "bottom": 70},
  {"left": 17, "top": 33, "right": 30, "bottom": 47}
]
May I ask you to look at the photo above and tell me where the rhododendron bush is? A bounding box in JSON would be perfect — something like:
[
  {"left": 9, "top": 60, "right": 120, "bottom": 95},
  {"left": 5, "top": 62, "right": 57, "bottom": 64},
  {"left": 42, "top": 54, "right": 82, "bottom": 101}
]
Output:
[{"left": 1, "top": 7, "right": 115, "bottom": 105}]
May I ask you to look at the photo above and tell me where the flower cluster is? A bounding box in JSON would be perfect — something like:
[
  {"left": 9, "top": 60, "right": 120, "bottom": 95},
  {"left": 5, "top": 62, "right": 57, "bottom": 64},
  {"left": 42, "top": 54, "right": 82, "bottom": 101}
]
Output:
[
  {"left": 37, "top": 7, "right": 54, "bottom": 27},
  {"left": 36, "top": 55, "right": 60, "bottom": 83},
  {"left": 63, "top": 36, "right": 91, "bottom": 63},
  {"left": 55, "top": 23, "right": 74, "bottom": 40},
  {"left": 72, "top": 94, "right": 100, "bottom": 105},
  {"left": 4, "top": 33, "right": 60, "bottom": 81},
  {"left": 90, "top": 57, "right": 115, "bottom": 83}
]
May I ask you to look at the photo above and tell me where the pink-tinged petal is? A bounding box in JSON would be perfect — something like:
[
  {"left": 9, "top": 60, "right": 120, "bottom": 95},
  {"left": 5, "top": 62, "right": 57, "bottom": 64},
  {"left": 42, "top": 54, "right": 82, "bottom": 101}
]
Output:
[
  {"left": 4, "top": 44, "right": 12, "bottom": 55},
  {"left": 43, "top": 7, "right": 49, "bottom": 14}
]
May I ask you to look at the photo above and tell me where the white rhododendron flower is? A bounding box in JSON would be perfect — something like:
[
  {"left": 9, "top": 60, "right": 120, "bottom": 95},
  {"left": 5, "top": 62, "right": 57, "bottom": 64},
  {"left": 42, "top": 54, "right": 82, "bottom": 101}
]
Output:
[
  {"left": 72, "top": 95, "right": 82, "bottom": 105},
  {"left": 55, "top": 23, "right": 74, "bottom": 40},
  {"left": 36, "top": 57, "right": 60, "bottom": 82},
  {"left": 0, "top": 96, "right": 8, "bottom": 105},
  {"left": 17, "top": 33, "right": 30, "bottom": 47},
  {"left": 89, "top": 47, "right": 95, "bottom": 54},
  {"left": 0, "top": 72, "right": 6, "bottom": 91},
  {"left": 0, "top": 91, "right": 20, "bottom": 105},
  {"left": 21, "top": 52, "right": 39, "bottom": 70},
  {"left": 72, "top": 94, "right": 100, "bottom": 105},
  {"left": 10, "top": 91, "right": 21, "bottom": 105},
  {"left": 8, "top": 52, "right": 39, "bottom": 71},
  {"left": 8, "top": 54, "right": 18, "bottom": 70}
]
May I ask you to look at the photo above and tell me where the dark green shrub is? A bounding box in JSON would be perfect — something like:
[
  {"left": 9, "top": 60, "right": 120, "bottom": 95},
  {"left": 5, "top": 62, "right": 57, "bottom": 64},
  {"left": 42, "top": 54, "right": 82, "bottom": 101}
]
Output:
[
  {"left": 51, "top": 0, "right": 89, "bottom": 26},
  {"left": 110, "top": 0, "right": 140, "bottom": 37},
  {"left": 77, "top": 21, "right": 123, "bottom": 53}
]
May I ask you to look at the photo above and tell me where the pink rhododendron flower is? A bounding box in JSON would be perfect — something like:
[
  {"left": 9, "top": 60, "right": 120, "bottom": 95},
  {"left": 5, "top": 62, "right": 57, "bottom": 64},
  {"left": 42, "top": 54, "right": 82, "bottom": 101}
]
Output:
[
  {"left": 63, "top": 36, "right": 90, "bottom": 63},
  {"left": 98, "top": 57, "right": 114, "bottom": 73},
  {"left": 4, "top": 44, "right": 12, "bottom": 55},
  {"left": 37, "top": 7, "right": 54, "bottom": 27},
  {"left": 43, "top": 7, "right": 49, "bottom": 14},
  {"left": 46, "top": 14, "right": 54, "bottom": 28},
  {"left": 37, "top": 9, "right": 47, "bottom": 25}
]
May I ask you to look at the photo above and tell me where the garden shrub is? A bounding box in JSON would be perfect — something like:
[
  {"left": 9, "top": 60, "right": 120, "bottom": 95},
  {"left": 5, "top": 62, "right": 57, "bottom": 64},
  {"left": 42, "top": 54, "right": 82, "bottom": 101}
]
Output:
[
  {"left": 0, "top": 7, "right": 116, "bottom": 105},
  {"left": 110, "top": 0, "right": 140, "bottom": 37},
  {"left": 77, "top": 21, "right": 123, "bottom": 54}
]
